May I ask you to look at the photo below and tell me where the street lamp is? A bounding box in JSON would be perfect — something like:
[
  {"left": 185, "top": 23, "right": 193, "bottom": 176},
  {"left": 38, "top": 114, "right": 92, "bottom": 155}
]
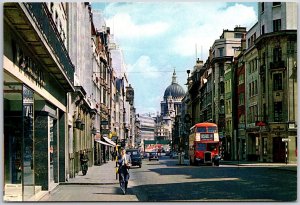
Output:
[
  {"left": 75, "top": 114, "right": 82, "bottom": 129},
  {"left": 91, "top": 126, "right": 97, "bottom": 135}
]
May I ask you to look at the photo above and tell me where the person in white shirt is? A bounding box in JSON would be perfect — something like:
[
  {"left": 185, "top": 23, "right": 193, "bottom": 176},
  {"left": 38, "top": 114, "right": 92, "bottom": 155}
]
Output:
[{"left": 117, "top": 147, "right": 131, "bottom": 194}]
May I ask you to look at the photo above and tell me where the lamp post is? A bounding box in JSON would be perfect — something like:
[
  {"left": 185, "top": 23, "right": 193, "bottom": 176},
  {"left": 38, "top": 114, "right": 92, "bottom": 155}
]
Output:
[{"left": 75, "top": 116, "right": 82, "bottom": 129}]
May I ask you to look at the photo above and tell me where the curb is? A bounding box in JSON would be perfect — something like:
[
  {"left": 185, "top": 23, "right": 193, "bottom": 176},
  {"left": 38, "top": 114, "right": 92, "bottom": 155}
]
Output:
[{"left": 60, "top": 182, "right": 119, "bottom": 186}]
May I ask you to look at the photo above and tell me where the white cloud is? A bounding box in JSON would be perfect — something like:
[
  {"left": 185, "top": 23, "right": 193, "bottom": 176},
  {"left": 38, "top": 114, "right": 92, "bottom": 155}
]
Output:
[
  {"left": 94, "top": 2, "right": 258, "bottom": 114},
  {"left": 127, "top": 55, "right": 161, "bottom": 78},
  {"left": 171, "top": 3, "right": 257, "bottom": 58},
  {"left": 106, "top": 13, "right": 170, "bottom": 39}
]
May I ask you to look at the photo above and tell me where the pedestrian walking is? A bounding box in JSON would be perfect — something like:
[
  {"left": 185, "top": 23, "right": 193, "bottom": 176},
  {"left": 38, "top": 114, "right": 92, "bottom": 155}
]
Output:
[
  {"left": 80, "top": 150, "right": 89, "bottom": 175},
  {"left": 106, "top": 149, "right": 109, "bottom": 161},
  {"left": 117, "top": 147, "right": 131, "bottom": 195}
]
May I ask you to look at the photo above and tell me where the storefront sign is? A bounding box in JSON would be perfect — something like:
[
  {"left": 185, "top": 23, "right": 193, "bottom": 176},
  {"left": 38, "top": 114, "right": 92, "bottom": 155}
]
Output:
[{"left": 12, "top": 41, "right": 45, "bottom": 87}]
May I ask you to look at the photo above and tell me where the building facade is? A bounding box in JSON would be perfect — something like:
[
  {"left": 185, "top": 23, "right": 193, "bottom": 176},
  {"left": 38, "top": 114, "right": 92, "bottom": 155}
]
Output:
[
  {"left": 251, "top": 2, "right": 297, "bottom": 163},
  {"left": 3, "top": 2, "right": 135, "bottom": 201},
  {"left": 183, "top": 2, "right": 297, "bottom": 163},
  {"left": 4, "top": 2, "right": 74, "bottom": 200},
  {"left": 210, "top": 26, "right": 247, "bottom": 160}
]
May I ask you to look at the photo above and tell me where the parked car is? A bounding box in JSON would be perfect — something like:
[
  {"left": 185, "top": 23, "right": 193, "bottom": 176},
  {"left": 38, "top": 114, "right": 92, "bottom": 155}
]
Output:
[
  {"left": 126, "top": 149, "right": 142, "bottom": 168},
  {"left": 170, "top": 151, "right": 178, "bottom": 159},
  {"left": 149, "top": 152, "right": 159, "bottom": 161},
  {"left": 143, "top": 152, "right": 149, "bottom": 159}
]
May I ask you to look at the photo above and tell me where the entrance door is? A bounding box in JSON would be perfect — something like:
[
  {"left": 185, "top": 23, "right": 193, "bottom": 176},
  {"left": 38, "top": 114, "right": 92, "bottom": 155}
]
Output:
[{"left": 273, "top": 137, "right": 285, "bottom": 162}]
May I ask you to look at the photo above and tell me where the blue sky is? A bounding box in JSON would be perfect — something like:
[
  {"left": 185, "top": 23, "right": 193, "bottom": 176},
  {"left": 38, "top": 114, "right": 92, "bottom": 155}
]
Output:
[{"left": 91, "top": 1, "right": 258, "bottom": 115}]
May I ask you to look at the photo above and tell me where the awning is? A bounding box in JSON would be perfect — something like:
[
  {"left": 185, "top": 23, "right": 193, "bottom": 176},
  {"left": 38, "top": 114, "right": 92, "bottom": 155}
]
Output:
[
  {"left": 95, "top": 139, "right": 113, "bottom": 147},
  {"left": 103, "top": 136, "right": 116, "bottom": 146}
]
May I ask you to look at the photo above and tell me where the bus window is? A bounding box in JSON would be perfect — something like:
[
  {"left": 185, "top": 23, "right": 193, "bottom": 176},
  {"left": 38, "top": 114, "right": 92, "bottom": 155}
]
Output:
[
  {"left": 196, "top": 143, "right": 206, "bottom": 151},
  {"left": 207, "top": 127, "right": 217, "bottom": 133},
  {"left": 207, "top": 143, "right": 218, "bottom": 151},
  {"left": 196, "top": 127, "right": 207, "bottom": 133}
]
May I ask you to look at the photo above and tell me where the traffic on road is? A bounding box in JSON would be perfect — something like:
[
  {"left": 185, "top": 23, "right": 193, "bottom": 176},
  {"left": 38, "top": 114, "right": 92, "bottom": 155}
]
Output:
[{"left": 40, "top": 154, "right": 297, "bottom": 202}]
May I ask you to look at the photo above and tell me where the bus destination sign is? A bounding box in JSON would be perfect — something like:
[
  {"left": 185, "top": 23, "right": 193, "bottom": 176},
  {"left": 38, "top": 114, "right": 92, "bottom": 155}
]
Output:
[{"left": 200, "top": 133, "right": 214, "bottom": 141}]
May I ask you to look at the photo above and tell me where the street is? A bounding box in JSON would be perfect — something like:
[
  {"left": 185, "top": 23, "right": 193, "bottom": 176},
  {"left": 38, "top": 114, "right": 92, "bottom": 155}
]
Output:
[{"left": 40, "top": 155, "right": 297, "bottom": 202}]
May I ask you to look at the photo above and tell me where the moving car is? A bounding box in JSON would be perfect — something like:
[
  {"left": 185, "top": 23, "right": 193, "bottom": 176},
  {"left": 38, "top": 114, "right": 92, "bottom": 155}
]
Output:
[
  {"left": 126, "top": 149, "right": 142, "bottom": 168},
  {"left": 149, "top": 152, "right": 159, "bottom": 161}
]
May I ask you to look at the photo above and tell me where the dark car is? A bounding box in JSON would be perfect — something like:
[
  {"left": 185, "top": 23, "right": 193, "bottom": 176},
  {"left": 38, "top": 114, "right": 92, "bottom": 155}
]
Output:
[
  {"left": 126, "top": 149, "right": 142, "bottom": 168},
  {"left": 149, "top": 152, "right": 159, "bottom": 161}
]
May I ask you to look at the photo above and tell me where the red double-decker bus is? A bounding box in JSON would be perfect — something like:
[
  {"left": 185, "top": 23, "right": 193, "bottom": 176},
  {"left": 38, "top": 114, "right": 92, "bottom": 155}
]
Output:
[{"left": 188, "top": 122, "right": 220, "bottom": 166}]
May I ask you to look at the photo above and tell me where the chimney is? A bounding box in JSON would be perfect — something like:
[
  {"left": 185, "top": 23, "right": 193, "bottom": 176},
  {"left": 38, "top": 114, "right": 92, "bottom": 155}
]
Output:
[{"left": 241, "top": 33, "right": 246, "bottom": 50}]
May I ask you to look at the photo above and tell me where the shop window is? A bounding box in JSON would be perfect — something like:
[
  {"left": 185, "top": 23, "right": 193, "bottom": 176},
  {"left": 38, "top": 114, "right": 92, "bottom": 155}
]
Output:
[{"left": 263, "top": 137, "right": 268, "bottom": 155}]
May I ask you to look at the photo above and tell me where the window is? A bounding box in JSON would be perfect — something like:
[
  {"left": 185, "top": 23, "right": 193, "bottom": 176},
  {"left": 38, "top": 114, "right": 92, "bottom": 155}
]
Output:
[
  {"left": 196, "top": 127, "right": 207, "bottom": 133},
  {"left": 234, "top": 33, "right": 243, "bottom": 38},
  {"left": 274, "top": 102, "right": 283, "bottom": 122},
  {"left": 219, "top": 64, "right": 224, "bottom": 76},
  {"left": 219, "top": 47, "right": 224, "bottom": 57},
  {"left": 263, "top": 137, "right": 268, "bottom": 155},
  {"left": 273, "top": 73, "right": 283, "bottom": 91},
  {"left": 261, "top": 52, "right": 265, "bottom": 66},
  {"left": 273, "top": 19, "right": 281, "bottom": 32},
  {"left": 220, "top": 82, "right": 225, "bottom": 94},
  {"left": 273, "top": 2, "right": 281, "bottom": 6},
  {"left": 273, "top": 47, "right": 282, "bottom": 62},
  {"left": 262, "top": 25, "right": 265, "bottom": 35},
  {"left": 239, "top": 93, "right": 244, "bottom": 105},
  {"left": 50, "top": 2, "right": 54, "bottom": 13},
  {"left": 196, "top": 143, "right": 206, "bottom": 151},
  {"left": 207, "top": 127, "right": 217, "bottom": 133},
  {"left": 261, "top": 2, "right": 264, "bottom": 12},
  {"left": 255, "top": 80, "right": 258, "bottom": 95},
  {"left": 238, "top": 74, "right": 244, "bottom": 85}
]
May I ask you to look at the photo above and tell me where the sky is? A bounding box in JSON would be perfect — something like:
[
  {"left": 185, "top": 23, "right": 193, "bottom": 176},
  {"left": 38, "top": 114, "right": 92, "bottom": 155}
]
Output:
[{"left": 91, "top": 1, "right": 258, "bottom": 115}]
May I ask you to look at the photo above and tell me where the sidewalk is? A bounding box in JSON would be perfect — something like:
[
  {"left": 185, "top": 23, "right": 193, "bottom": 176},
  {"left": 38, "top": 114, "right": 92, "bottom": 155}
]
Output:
[
  {"left": 63, "top": 160, "right": 120, "bottom": 185},
  {"left": 40, "top": 160, "right": 139, "bottom": 201},
  {"left": 220, "top": 160, "right": 297, "bottom": 172}
]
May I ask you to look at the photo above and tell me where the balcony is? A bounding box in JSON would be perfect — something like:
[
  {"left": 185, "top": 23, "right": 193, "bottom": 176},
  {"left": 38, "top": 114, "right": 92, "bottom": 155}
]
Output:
[
  {"left": 270, "top": 61, "right": 285, "bottom": 70},
  {"left": 4, "top": 3, "right": 75, "bottom": 91}
]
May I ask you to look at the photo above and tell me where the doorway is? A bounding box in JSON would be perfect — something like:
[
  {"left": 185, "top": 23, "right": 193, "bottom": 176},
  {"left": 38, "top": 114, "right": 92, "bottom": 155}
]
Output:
[{"left": 273, "top": 137, "right": 285, "bottom": 162}]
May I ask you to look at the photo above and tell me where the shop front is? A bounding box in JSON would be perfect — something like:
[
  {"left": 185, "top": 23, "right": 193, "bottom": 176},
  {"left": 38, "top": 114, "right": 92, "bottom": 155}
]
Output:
[
  {"left": 3, "top": 73, "right": 67, "bottom": 201},
  {"left": 3, "top": 3, "right": 73, "bottom": 200}
]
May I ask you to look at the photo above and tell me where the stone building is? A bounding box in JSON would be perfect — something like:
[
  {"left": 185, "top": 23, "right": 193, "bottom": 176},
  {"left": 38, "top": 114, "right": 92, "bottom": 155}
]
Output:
[
  {"left": 210, "top": 26, "right": 247, "bottom": 160},
  {"left": 160, "top": 70, "right": 185, "bottom": 143},
  {"left": 3, "top": 2, "right": 74, "bottom": 200},
  {"left": 248, "top": 2, "right": 297, "bottom": 163}
]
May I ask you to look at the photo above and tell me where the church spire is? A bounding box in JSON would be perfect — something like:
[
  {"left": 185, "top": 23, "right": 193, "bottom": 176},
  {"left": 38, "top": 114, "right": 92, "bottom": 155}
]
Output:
[{"left": 172, "top": 69, "right": 177, "bottom": 84}]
